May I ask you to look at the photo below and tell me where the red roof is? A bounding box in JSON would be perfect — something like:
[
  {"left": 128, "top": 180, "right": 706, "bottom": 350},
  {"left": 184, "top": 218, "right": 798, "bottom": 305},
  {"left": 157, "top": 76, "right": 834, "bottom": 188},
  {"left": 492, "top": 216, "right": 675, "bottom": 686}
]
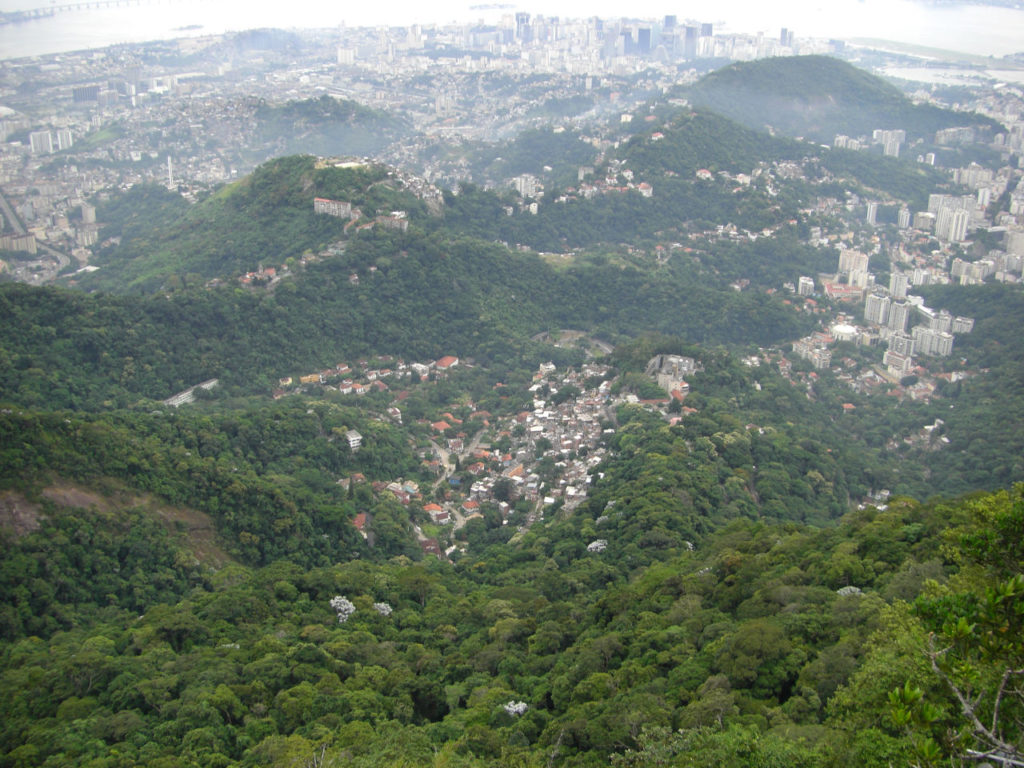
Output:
[
  {"left": 352, "top": 513, "right": 367, "bottom": 530},
  {"left": 436, "top": 355, "right": 459, "bottom": 369}
]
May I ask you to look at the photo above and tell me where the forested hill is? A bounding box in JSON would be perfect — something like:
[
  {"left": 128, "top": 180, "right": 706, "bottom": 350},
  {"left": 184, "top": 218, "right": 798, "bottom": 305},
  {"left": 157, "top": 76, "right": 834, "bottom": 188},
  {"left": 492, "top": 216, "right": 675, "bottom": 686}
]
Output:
[
  {"left": 1, "top": 228, "right": 819, "bottom": 409},
  {"left": 80, "top": 156, "right": 428, "bottom": 293},
  {"left": 685, "top": 55, "right": 1000, "bottom": 142},
  {"left": 254, "top": 95, "right": 411, "bottom": 158}
]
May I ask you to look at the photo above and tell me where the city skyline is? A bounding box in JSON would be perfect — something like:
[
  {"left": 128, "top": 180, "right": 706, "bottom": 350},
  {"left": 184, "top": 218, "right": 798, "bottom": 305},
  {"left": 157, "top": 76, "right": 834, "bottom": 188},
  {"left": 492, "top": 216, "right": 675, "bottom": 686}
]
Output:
[{"left": 0, "top": 0, "right": 1023, "bottom": 60}]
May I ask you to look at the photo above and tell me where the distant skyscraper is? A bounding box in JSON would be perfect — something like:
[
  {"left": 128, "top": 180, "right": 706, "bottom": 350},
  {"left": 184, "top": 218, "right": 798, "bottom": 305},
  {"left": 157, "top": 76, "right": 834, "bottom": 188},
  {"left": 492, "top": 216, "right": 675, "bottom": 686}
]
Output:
[
  {"left": 898, "top": 207, "right": 911, "bottom": 229},
  {"left": 663, "top": 15, "right": 677, "bottom": 29},
  {"left": 866, "top": 201, "right": 877, "bottom": 225},
  {"left": 683, "top": 25, "right": 698, "bottom": 58},
  {"left": 515, "top": 12, "right": 531, "bottom": 43},
  {"left": 620, "top": 29, "right": 635, "bottom": 54},
  {"left": 780, "top": 28, "right": 794, "bottom": 47},
  {"left": 701, "top": 23, "right": 713, "bottom": 37},
  {"left": 637, "top": 27, "right": 651, "bottom": 53}
]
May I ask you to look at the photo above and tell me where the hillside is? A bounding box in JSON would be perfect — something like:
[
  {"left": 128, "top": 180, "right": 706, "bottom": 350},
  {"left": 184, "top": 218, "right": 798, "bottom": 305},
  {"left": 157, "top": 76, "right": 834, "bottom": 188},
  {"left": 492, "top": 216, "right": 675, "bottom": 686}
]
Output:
[
  {"left": 80, "top": 156, "right": 427, "bottom": 293},
  {"left": 2, "top": 51, "right": 1023, "bottom": 768},
  {"left": 1, "top": 471, "right": 1020, "bottom": 767},
  {"left": 685, "top": 55, "right": 1000, "bottom": 142},
  {"left": 254, "top": 95, "right": 411, "bottom": 158}
]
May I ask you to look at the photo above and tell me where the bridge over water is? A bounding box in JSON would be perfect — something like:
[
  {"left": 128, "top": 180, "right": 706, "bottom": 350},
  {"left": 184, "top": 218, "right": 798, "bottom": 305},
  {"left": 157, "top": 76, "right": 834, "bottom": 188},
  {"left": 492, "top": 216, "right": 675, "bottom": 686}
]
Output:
[{"left": 1, "top": 0, "right": 172, "bottom": 25}]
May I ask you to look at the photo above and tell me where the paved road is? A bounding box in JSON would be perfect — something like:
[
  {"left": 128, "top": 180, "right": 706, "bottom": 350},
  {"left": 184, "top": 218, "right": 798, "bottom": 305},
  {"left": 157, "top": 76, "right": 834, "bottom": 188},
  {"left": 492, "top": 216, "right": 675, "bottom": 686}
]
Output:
[{"left": 0, "top": 189, "right": 27, "bottom": 235}]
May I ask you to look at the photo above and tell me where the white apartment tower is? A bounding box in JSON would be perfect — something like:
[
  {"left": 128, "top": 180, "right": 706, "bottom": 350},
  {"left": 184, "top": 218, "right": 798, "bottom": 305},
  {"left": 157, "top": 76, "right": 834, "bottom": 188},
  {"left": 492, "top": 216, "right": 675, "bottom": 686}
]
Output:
[
  {"left": 864, "top": 292, "right": 890, "bottom": 326},
  {"left": 889, "top": 270, "right": 909, "bottom": 299}
]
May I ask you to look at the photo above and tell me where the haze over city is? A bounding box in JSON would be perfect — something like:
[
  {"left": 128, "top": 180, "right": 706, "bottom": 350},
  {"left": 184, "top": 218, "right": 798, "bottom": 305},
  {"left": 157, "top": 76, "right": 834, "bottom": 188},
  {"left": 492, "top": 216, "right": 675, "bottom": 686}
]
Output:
[{"left": 1, "top": 0, "right": 1023, "bottom": 58}]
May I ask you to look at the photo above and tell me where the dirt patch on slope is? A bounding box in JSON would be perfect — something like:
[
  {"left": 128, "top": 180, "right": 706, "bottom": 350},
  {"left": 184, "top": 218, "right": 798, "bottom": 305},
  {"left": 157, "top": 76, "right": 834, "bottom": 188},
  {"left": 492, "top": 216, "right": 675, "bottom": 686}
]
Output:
[
  {"left": 0, "top": 491, "right": 43, "bottom": 536},
  {"left": 1, "top": 481, "right": 234, "bottom": 569}
]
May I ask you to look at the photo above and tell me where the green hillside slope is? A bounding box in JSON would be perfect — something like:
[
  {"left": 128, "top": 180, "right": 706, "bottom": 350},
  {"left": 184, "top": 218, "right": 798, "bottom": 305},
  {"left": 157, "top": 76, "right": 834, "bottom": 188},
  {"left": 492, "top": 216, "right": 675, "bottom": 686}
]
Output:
[{"left": 686, "top": 55, "right": 999, "bottom": 142}]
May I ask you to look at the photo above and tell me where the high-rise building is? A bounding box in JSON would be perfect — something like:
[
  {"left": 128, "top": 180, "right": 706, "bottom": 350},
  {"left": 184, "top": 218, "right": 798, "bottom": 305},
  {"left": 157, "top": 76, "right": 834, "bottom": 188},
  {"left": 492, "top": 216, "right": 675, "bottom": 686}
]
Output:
[
  {"left": 864, "top": 292, "right": 890, "bottom": 326},
  {"left": 838, "top": 249, "right": 869, "bottom": 274},
  {"left": 887, "top": 301, "right": 911, "bottom": 333},
  {"left": 889, "top": 271, "right": 909, "bottom": 299},
  {"left": 913, "top": 326, "right": 954, "bottom": 357},
  {"left": 866, "top": 201, "right": 877, "bottom": 225},
  {"left": 888, "top": 332, "right": 915, "bottom": 356},
  {"left": 637, "top": 27, "right": 651, "bottom": 53},
  {"left": 798, "top": 276, "right": 814, "bottom": 296},
  {"left": 913, "top": 211, "right": 935, "bottom": 231},
  {"left": 935, "top": 206, "right": 970, "bottom": 242},
  {"left": 515, "top": 12, "right": 531, "bottom": 43},
  {"left": 952, "top": 316, "right": 974, "bottom": 334},
  {"left": 683, "top": 25, "right": 698, "bottom": 58},
  {"left": 54, "top": 128, "right": 73, "bottom": 151},
  {"left": 883, "top": 349, "right": 913, "bottom": 377},
  {"left": 29, "top": 130, "right": 53, "bottom": 154},
  {"left": 931, "top": 309, "right": 953, "bottom": 333},
  {"left": 73, "top": 85, "right": 101, "bottom": 102},
  {"left": 898, "top": 207, "right": 911, "bottom": 229}
]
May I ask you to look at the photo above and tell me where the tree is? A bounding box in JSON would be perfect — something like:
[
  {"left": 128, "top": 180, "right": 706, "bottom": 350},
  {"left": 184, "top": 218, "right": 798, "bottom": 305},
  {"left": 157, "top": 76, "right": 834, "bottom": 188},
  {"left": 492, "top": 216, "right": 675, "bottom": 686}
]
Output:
[{"left": 895, "top": 485, "right": 1024, "bottom": 766}]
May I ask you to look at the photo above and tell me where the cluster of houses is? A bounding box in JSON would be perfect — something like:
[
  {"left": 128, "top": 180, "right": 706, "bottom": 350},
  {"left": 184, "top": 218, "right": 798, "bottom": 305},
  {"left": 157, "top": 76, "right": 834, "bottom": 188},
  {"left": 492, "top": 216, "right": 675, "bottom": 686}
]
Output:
[
  {"left": 433, "top": 362, "right": 619, "bottom": 522},
  {"left": 553, "top": 162, "right": 653, "bottom": 205},
  {"left": 274, "top": 355, "right": 459, "bottom": 400},
  {"left": 347, "top": 361, "right": 635, "bottom": 559}
]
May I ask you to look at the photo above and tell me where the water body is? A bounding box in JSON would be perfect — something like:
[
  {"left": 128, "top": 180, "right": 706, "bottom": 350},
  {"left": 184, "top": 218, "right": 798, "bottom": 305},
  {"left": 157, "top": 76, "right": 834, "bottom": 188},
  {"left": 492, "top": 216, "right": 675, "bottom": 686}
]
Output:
[
  {"left": 884, "top": 65, "right": 1024, "bottom": 84},
  {"left": 0, "top": 0, "right": 1022, "bottom": 60}
]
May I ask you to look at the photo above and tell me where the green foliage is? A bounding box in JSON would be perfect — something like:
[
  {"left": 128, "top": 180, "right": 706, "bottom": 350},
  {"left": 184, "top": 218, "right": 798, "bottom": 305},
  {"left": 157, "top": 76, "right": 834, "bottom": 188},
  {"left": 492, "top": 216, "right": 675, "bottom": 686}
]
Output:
[
  {"left": 465, "top": 128, "right": 597, "bottom": 187},
  {"left": 686, "top": 55, "right": 1000, "bottom": 143},
  {"left": 0, "top": 476, "right": 1018, "bottom": 767},
  {"left": 620, "top": 110, "right": 801, "bottom": 177},
  {"left": 0, "top": 503, "right": 206, "bottom": 640},
  {"left": 254, "top": 95, "right": 411, "bottom": 157},
  {"left": 82, "top": 155, "right": 416, "bottom": 292},
  {"left": 0, "top": 401, "right": 409, "bottom": 566}
]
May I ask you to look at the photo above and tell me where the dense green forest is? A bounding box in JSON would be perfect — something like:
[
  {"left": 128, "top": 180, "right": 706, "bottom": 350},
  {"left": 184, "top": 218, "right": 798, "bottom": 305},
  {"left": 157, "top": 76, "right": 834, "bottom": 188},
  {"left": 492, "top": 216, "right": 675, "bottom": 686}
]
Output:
[
  {"left": 2, "top": 469, "right": 1021, "bottom": 766},
  {"left": 2, "top": 53, "right": 1023, "bottom": 768}
]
